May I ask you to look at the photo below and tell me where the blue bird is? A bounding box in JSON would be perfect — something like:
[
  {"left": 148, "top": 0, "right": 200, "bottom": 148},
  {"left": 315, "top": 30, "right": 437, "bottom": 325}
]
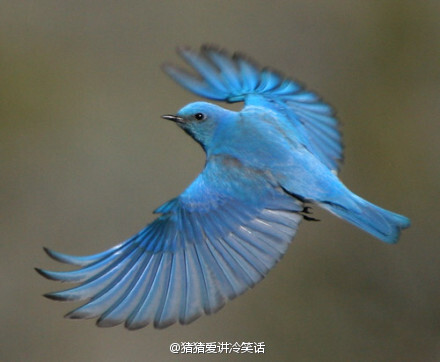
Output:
[{"left": 36, "top": 45, "right": 410, "bottom": 329}]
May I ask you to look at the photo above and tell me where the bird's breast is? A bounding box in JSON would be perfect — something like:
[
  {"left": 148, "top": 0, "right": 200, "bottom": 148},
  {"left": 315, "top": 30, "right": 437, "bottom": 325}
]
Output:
[{"left": 210, "top": 114, "right": 299, "bottom": 172}]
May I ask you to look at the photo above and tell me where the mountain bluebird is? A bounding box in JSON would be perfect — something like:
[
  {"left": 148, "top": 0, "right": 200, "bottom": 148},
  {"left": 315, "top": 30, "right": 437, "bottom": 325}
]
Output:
[{"left": 36, "top": 45, "right": 410, "bottom": 329}]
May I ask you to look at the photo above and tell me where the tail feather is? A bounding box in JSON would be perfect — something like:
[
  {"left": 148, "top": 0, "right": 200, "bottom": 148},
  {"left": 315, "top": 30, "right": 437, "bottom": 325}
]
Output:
[{"left": 320, "top": 195, "right": 410, "bottom": 243}]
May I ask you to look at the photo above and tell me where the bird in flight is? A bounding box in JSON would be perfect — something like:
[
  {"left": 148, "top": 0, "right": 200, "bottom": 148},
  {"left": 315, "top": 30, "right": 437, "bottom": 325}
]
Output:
[{"left": 36, "top": 45, "right": 410, "bottom": 329}]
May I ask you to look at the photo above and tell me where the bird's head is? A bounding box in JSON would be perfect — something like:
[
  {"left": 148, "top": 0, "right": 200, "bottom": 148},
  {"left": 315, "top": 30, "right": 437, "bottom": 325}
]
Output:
[{"left": 162, "top": 102, "right": 236, "bottom": 151}]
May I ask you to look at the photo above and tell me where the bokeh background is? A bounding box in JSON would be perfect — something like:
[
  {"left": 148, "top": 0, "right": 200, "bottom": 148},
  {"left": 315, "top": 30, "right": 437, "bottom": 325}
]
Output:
[{"left": 2, "top": 1, "right": 439, "bottom": 361}]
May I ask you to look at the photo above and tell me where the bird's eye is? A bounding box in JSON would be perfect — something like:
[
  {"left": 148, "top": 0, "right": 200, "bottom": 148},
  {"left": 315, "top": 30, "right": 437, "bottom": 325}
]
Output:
[{"left": 194, "top": 113, "right": 206, "bottom": 121}]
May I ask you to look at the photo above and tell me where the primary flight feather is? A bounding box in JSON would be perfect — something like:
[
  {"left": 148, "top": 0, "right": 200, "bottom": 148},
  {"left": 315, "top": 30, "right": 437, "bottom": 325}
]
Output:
[{"left": 36, "top": 45, "right": 410, "bottom": 329}]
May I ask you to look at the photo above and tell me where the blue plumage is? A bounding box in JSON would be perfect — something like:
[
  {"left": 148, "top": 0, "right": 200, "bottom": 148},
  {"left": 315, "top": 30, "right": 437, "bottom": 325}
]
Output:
[{"left": 36, "top": 45, "right": 410, "bottom": 329}]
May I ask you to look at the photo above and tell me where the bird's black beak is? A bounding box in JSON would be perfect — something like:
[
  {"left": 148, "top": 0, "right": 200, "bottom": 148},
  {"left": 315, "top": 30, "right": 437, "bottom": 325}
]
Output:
[{"left": 161, "top": 114, "right": 184, "bottom": 123}]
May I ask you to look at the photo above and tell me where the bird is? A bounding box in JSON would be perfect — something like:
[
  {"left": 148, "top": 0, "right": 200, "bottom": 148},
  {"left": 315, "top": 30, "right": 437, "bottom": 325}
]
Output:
[{"left": 36, "top": 45, "right": 410, "bottom": 330}]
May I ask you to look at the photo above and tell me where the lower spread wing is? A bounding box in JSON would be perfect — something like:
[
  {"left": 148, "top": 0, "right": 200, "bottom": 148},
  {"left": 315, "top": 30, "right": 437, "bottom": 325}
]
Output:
[
  {"left": 36, "top": 156, "right": 303, "bottom": 329},
  {"left": 163, "top": 45, "right": 343, "bottom": 173}
]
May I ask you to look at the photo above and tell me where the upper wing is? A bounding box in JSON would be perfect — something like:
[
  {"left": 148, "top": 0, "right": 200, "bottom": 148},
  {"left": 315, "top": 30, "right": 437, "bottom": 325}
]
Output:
[
  {"left": 163, "top": 45, "right": 343, "bottom": 173},
  {"left": 37, "top": 156, "right": 302, "bottom": 329}
]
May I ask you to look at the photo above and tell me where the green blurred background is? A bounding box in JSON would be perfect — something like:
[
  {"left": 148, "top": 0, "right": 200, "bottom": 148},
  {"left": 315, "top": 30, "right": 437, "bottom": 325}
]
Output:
[{"left": 1, "top": 1, "right": 439, "bottom": 361}]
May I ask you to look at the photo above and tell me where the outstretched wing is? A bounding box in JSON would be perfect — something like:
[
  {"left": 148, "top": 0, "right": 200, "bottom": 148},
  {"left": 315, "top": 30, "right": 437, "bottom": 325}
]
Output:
[
  {"left": 37, "top": 156, "right": 302, "bottom": 329},
  {"left": 163, "top": 45, "right": 343, "bottom": 173}
]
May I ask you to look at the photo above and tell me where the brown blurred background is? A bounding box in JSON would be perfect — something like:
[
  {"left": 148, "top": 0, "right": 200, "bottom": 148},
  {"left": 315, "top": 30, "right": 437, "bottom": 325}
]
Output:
[{"left": 1, "top": 1, "right": 439, "bottom": 361}]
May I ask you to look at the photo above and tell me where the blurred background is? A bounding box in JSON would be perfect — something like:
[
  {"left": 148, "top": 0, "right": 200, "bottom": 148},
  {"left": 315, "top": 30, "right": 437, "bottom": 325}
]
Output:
[{"left": 1, "top": 1, "right": 439, "bottom": 361}]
